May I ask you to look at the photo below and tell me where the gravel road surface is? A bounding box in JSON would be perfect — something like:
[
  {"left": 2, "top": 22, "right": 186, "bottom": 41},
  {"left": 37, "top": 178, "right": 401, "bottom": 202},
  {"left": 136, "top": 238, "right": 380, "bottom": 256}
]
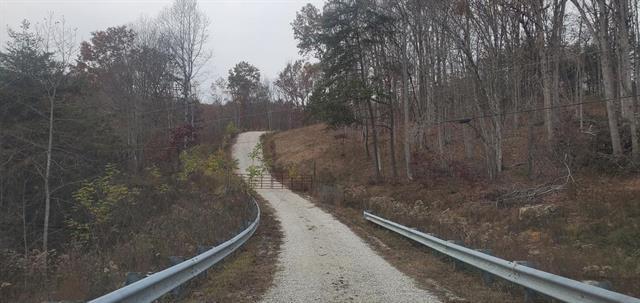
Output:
[{"left": 233, "top": 131, "right": 441, "bottom": 303}]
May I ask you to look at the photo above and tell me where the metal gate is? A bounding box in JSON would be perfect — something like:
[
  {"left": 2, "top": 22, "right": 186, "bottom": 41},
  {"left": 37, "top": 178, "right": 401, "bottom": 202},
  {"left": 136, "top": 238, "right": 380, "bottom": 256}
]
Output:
[{"left": 237, "top": 173, "right": 313, "bottom": 192}]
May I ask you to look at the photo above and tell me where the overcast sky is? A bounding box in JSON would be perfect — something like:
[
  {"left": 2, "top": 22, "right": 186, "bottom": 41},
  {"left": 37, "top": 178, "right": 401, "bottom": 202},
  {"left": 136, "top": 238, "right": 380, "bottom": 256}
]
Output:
[{"left": 0, "top": 0, "right": 324, "bottom": 100}]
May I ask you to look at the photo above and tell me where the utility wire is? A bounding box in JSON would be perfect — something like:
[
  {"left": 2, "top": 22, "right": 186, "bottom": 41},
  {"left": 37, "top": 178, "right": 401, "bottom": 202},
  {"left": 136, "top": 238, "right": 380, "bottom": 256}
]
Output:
[
  {"left": 357, "top": 94, "right": 639, "bottom": 124},
  {"left": 436, "top": 94, "right": 640, "bottom": 126}
]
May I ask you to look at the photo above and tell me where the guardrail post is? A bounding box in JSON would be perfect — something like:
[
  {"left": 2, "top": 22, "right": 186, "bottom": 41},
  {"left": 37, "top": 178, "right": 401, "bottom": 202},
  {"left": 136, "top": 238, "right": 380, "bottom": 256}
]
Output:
[
  {"left": 474, "top": 249, "right": 494, "bottom": 285},
  {"left": 168, "top": 256, "right": 185, "bottom": 298},
  {"left": 124, "top": 272, "right": 145, "bottom": 286},
  {"left": 196, "top": 246, "right": 209, "bottom": 279},
  {"left": 582, "top": 280, "right": 613, "bottom": 291},
  {"left": 514, "top": 261, "right": 537, "bottom": 302},
  {"left": 447, "top": 240, "right": 466, "bottom": 270},
  {"left": 423, "top": 233, "right": 442, "bottom": 259}
]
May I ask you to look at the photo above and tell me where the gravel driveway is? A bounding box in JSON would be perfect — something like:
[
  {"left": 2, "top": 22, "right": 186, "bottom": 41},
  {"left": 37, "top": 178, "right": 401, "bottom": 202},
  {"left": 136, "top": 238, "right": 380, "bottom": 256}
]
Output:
[{"left": 233, "top": 131, "right": 441, "bottom": 303}]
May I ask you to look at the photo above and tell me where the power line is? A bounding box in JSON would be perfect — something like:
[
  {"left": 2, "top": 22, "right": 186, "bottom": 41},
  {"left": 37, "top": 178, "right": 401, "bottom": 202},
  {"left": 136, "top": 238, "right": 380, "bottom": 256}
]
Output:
[
  {"left": 435, "top": 94, "right": 640, "bottom": 127},
  {"left": 356, "top": 94, "right": 639, "bottom": 127},
  {"left": 384, "top": 35, "right": 614, "bottom": 77}
]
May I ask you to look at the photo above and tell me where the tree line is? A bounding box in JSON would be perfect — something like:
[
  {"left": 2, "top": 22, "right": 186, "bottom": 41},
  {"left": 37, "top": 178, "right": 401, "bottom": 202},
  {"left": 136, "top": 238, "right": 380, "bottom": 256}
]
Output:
[
  {"left": 0, "top": 0, "right": 211, "bottom": 265},
  {"left": 0, "top": 0, "right": 306, "bottom": 287},
  {"left": 293, "top": 0, "right": 640, "bottom": 182}
]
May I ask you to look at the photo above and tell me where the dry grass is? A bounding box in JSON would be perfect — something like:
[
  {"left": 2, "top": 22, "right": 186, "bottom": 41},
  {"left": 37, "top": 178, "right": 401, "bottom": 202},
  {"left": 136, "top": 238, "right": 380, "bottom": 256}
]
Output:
[
  {"left": 42, "top": 192, "right": 256, "bottom": 302},
  {"left": 264, "top": 122, "right": 640, "bottom": 299},
  {"left": 183, "top": 198, "right": 283, "bottom": 303},
  {"left": 316, "top": 203, "right": 523, "bottom": 303}
]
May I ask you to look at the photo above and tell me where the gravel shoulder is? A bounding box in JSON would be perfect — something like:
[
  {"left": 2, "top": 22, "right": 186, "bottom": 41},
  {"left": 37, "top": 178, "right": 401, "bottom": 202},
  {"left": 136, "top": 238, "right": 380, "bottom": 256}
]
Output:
[{"left": 233, "top": 131, "right": 441, "bottom": 303}]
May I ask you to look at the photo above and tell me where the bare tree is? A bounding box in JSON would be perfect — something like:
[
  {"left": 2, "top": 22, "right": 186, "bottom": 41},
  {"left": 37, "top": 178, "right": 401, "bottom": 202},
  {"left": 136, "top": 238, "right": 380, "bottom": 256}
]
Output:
[
  {"left": 160, "top": 0, "right": 211, "bottom": 128},
  {"left": 571, "top": 0, "right": 623, "bottom": 156},
  {"left": 275, "top": 60, "right": 317, "bottom": 108},
  {"left": 530, "top": 0, "right": 567, "bottom": 144},
  {"left": 37, "top": 14, "right": 76, "bottom": 267},
  {"left": 294, "top": 0, "right": 639, "bottom": 182},
  {"left": 401, "top": 37, "right": 413, "bottom": 180},
  {"left": 613, "top": 0, "right": 639, "bottom": 162}
]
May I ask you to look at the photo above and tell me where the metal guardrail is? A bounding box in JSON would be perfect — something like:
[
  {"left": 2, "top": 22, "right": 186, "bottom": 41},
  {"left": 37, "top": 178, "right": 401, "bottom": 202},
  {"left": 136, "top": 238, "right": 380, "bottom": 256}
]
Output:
[
  {"left": 88, "top": 198, "right": 260, "bottom": 303},
  {"left": 363, "top": 211, "right": 640, "bottom": 303}
]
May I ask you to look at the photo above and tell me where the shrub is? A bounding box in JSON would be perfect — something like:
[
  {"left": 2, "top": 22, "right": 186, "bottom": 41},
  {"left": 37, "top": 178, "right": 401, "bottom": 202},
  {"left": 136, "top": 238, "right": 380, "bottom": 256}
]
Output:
[{"left": 68, "top": 164, "right": 140, "bottom": 246}]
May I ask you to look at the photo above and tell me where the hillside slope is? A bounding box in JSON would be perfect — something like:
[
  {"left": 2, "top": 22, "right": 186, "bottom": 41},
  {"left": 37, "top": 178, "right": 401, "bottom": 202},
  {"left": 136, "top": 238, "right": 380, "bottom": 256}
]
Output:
[{"left": 264, "top": 124, "right": 640, "bottom": 298}]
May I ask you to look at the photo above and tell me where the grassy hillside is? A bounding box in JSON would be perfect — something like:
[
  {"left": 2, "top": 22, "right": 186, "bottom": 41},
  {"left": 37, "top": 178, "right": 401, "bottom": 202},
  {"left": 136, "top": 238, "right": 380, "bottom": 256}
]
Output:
[{"left": 264, "top": 123, "right": 640, "bottom": 298}]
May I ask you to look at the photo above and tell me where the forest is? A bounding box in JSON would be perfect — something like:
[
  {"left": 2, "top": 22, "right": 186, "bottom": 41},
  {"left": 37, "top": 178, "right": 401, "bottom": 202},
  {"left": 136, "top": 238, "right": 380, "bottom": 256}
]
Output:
[
  {"left": 0, "top": 0, "right": 304, "bottom": 300},
  {"left": 262, "top": 0, "right": 640, "bottom": 297},
  {"left": 294, "top": 0, "right": 640, "bottom": 182},
  {"left": 2, "top": 0, "right": 640, "bottom": 301}
]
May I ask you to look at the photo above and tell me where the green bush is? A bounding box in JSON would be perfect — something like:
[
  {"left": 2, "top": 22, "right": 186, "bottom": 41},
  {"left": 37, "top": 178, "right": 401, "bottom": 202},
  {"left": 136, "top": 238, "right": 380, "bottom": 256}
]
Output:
[{"left": 68, "top": 164, "right": 140, "bottom": 246}]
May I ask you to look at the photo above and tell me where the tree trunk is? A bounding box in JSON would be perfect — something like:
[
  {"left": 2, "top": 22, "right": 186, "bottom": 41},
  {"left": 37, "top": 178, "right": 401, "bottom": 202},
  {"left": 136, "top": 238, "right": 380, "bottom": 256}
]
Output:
[
  {"left": 389, "top": 117, "right": 398, "bottom": 182},
  {"left": 183, "top": 81, "right": 190, "bottom": 124},
  {"left": 437, "top": 121, "right": 446, "bottom": 170},
  {"left": 0, "top": 172, "right": 3, "bottom": 208},
  {"left": 597, "top": 0, "right": 623, "bottom": 156},
  {"left": 539, "top": 14, "right": 554, "bottom": 143},
  {"left": 22, "top": 180, "right": 28, "bottom": 259},
  {"left": 167, "top": 97, "right": 173, "bottom": 132},
  {"left": 615, "top": 0, "right": 639, "bottom": 162},
  {"left": 635, "top": 0, "right": 640, "bottom": 120},
  {"left": 513, "top": 63, "right": 521, "bottom": 128},
  {"left": 494, "top": 117, "right": 503, "bottom": 175},
  {"left": 527, "top": 111, "right": 535, "bottom": 179},
  {"left": 578, "top": 54, "right": 584, "bottom": 130},
  {"left": 537, "top": 0, "right": 566, "bottom": 144},
  {"left": 43, "top": 91, "right": 55, "bottom": 269},
  {"left": 401, "top": 44, "right": 413, "bottom": 180},
  {"left": 571, "top": 0, "right": 623, "bottom": 156},
  {"left": 389, "top": 104, "right": 398, "bottom": 181},
  {"left": 363, "top": 112, "right": 370, "bottom": 158},
  {"left": 576, "top": 21, "right": 585, "bottom": 130},
  {"left": 463, "top": 124, "right": 474, "bottom": 161},
  {"left": 190, "top": 99, "right": 195, "bottom": 128},
  {"left": 366, "top": 100, "right": 382, "bottom": 182},
  {"left": 21, "top": 180, "right": 28, "bottom": 289}
]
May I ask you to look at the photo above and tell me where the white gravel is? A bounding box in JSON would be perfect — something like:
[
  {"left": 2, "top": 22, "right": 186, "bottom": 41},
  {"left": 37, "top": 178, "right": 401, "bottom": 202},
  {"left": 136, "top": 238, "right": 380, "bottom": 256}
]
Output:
[{"left": 233, "top": 131, "right": 441, "bottom": 303}]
